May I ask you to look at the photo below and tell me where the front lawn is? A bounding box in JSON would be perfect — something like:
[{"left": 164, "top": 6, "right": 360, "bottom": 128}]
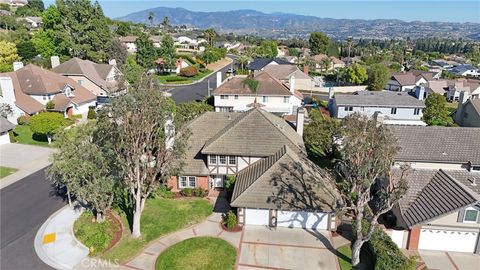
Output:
[
  {"left": 155, "top": 237, "right": 236, "bottom": 270},
  {"left": 11, "top": 125, "right": 49, "bottom": 146},
  {"left": 157, "top": 70, "right": 212, "bottom": 85},
  {"left": 74, "top": 212, "right": 119, "bottom": 256},
  {"left": 337, "top": 244, "right": 352, "bottom": 270},
  {"left": 101, "top": 198, "right": 213, "bottom": 263},
  {"left": 0, "top": 166, "right": 17, "bottom": 178}
]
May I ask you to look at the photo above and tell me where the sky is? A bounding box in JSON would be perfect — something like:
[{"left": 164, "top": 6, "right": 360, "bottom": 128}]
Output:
[{"left": 44, "top": 0, "right": 480, "bottom": 23}]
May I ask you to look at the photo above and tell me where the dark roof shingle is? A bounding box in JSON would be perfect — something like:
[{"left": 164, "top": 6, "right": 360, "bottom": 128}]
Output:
[{"left": 335, "top": 91, "right": 425, "bottom": 108}]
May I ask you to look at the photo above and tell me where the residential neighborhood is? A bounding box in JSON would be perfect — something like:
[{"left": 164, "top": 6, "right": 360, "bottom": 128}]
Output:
[{"left": 0, "top": 1, "right": 479, "bottom": 270}]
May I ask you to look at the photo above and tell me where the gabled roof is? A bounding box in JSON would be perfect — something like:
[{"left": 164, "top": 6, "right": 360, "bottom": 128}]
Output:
[
  {"left": 53, "top": 58, "right": 114, "bottom": 90},
  {"left": 393, "top": 168, "right": 480, "bottom": 228},
  {"left": 262, "top": 65, "right": 311, "bottom": 81},
  {"left": 231, "top": 146, "right": 339, "bottom": 211},
  {"left": 247, "top": 58, "right": 293, "bottom": 70},
  {"left": 201, "top": 108, "right": 305, "bottom": 157},
  {"left": 0, "top": 116, "right": 15, "bottom": 133},
  {"left": 334, "top": 91, "right": 425, "bottom": 108},
  {"left": 390, "top": 125, "right": 480, "bottom": 165},
  {"left": 212, "top": 72, "right": 296, "bottom": 97}
]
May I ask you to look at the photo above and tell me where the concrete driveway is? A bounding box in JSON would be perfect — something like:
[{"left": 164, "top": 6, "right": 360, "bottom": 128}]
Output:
[
  {"left": 419, "top": 250, "right": 480, "bottom": 270},
  {"left": 237, "top": 225, "right": 339, "bottom": 270}
]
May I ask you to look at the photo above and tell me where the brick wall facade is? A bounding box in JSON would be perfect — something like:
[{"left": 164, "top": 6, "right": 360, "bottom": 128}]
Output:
[
  {"left": 407, "top": 226, "right": 422, "bottom": 250},
  {"left": 167, "top": 175, "right": 209, "bottom": 192}
]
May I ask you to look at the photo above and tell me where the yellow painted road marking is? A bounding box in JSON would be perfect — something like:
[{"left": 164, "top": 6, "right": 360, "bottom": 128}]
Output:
[{"left": 43, "top": 233, "right": 56, "bottom": 244}]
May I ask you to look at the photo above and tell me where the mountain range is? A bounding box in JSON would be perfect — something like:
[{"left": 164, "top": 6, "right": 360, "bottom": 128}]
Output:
[{"left": 117, "top": 7, "right": 480, "bottom": 40}]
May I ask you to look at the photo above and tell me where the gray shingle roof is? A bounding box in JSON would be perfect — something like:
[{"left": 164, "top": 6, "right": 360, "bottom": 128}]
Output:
[
  {"left": 201, "top": 108, "right": 305, "bottom": 157},
  {"left": 231, "top": 146, "right": 339, "bottom": 211},
  {"left": 334, "top": 91, "right": 425, "bottom": 108},
  {"left": 393, "top": 168, "right": 480, "bottom": 228},
  {"left": 0, "top": 117, "right": 15, "bottom": 133},
  {"left": 248, "top": 58, "right": 293, "bottom": 71},
  {"left": 53, "top": 57, "right": 114, "bottom": 90},
  {"left": 390, "top": 125, "right": 480, "bottom": 165}
]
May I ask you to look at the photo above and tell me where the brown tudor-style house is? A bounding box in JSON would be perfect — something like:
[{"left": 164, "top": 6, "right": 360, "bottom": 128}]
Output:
[{"left": 167, "top": 108, "right": 340, "bottom": 230}]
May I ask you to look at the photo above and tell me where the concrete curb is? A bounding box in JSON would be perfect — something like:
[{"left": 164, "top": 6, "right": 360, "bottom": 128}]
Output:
[
  {"left": 34, "top": 204, "right": 90, "bottom": 270},
  {"left": 0, "top": 160, "right": 52, "bottom": 190},
  {"left": 159, "top": 57, "right": 234, "bottom": 87}
]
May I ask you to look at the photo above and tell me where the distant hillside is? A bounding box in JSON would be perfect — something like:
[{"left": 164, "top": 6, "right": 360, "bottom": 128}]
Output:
[{"left": 117, "top": 7, "right": 480, "bottom": 40}]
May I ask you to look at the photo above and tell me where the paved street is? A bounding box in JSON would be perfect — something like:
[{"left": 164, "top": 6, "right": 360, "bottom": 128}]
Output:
[
  {"left": 169, "top": 56, "right": 237, "bottom": 103},
  {"left": 1, "top": 168, "right": 66, "bottom": 270}
]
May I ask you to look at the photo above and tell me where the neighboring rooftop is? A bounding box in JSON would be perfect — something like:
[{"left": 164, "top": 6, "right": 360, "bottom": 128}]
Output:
[
  {"left": 262, "top": 64, "right": 311, "bottom": 80},
  {"left": 231, "top": 146, "right": 339, "bottom": 211},
  {"left": 393, "top": 168, "right": 480, "bottom": 228},
  {"left": 390, "top": 125, "right": 480, "bottom": 165},
  {"left": 0, "top": 116, "right": 15, "bottom": 133},
  {"left": 334, "top": 91, "right": 425, "bottom": 108},
  {"left": 247, "top": 58, "right": 293, "bottom": 70}
]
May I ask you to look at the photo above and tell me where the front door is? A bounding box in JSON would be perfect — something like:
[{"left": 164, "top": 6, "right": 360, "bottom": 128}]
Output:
[{"left": 213, "top": 175, "right": 224, "bottom": 188}]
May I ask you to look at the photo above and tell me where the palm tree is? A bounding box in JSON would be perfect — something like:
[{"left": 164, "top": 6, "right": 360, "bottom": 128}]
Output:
[
  {"left": 148, "top": 12, "right": 155, "bottom": 27},
  {"left": 203, "top": 28, "right": 217, "bottom": 47},
  {"left": 237, "top": 55, "right": 251, "bottom": 71},
  {"left": 162, "top": 16, "right": 169, "bottom": 33},
  {"left": 346, "top": 36, "right": 353, "bottom": 65}
]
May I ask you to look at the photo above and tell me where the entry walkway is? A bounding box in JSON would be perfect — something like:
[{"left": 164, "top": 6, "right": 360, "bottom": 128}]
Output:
[{"left": 124, "top": 212, "right": 242, "bottom": 269}]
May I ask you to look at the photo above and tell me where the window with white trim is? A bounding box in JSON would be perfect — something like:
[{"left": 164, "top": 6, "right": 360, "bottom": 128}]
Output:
[
  {"left": 344, "top": 106, "right": 353, "bottom": 111},
  {"left": 391, "top": 107, "right": 397, "bottom": 114},
  {"left": 210, "top": 155, "right": 217, "bottom": 164},
  {"left": 179, "top": 176, "right": 196, "bottom": 188},
  {"left": 219, "top": 155, "right": 226, "bottom": 164},
  {"left": 283, "top": 96, "right": 290, "bottom": 103},
  {"left": 262, "top": 96, "right": 269, "bottom": 103},
  {"left": 229, "top": 156, "right": 236, "bottom": 165},
  {"left": 220, "top": 95, "right": 229, "bottom": 100},
  {"left": 463, "top": 209, "right": 478, "bottom": 222},
  {"left": 414, "top": 108, "right": 420, "bottom": 115},
  {"left": 234, "top": 95, "right": 238, "bottom": 100}
]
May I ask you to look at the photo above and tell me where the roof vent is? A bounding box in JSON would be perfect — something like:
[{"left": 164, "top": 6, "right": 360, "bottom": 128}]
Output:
[{"left": 441, "top": 152, "right": 448, "bottom": 156}]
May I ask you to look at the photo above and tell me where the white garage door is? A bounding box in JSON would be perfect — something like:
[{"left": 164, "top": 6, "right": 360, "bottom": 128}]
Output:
[
  {"left": 245, "top": 209, "right": 269, "bottom": 226},
  {"left": 277, "top": 211, "right": 328, "bottom": 230},
  {"left": 418, "top": 229, "right": 478, "bottom": 253}
]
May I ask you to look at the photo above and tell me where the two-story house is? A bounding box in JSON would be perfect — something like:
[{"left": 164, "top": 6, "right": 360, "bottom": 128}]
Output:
[
  {"left": 261, "top": 64, "right": 313, "bottom": 91},
  {"left": 453, "top": 91, "right": 480, "bottom": 127},
  {"left": 384, "top": 125, "right": 480, "bottom": 254},
  {"left": 385, "top": 70, "right": 440, "bottom": 92},
  {"left": 329, "top": 90, "right": 426, "bottom": 126},
  {"left": 52, "top": 57, "right": 123, "bottom": 99},
  {"left": 212, "top": 72, "right": 303, "bottom": 115},
  {"left": 0, "top": 64, "right": 96, "bottom": 124},
  {"left": 167, "top": 108, "right": 340, "bottom": 230}
]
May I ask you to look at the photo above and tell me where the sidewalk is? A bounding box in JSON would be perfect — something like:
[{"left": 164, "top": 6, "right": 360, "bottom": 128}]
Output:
[
  {"left": 124, "top": 212, "right": 242, "bottom": 270},
  {"left": 0, "top": 143, "right": 55, "bottom": 189},
  {"left": 34, "top": 205, "right": 90, "bottom": 270}
]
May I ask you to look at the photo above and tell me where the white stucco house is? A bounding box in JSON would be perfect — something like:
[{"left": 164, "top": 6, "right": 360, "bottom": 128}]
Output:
[
  {"left": 212, "top": 72, "right": 303, "bottom": 115},
  {"left": 329, "top": 90, "right": 426, "bottom": 125}
]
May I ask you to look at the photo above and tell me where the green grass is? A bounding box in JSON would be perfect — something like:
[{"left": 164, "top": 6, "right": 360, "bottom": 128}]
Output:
[
  {"left": 102, "top": 198, "right": 213, "bottom": 263},
  {"left": 337, "top": 245, "right": 353, "bottom": 270},
  {"left": 155, "top": 237, "right": 236, "bottom": 270},
  {"left": 0, "top": 166, "right": 17, "bottom": 178},
  {"left": 11, "top": 125, "right": 49, "bottom": 146},
  {"left": 156, "top": 70, "right": 212, "bottom": 84},
  {"left": 74, "top": 212, "right": 113, "bottom": 256}
]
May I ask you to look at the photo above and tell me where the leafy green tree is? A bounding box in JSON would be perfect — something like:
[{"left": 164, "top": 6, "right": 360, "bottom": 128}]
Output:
[
  {"left": 46, "top": 100, "right": 55, "bottom": 110},
  {"left": 237, "top": 54, "right": 251, "bottom": 70},
  {"left": 158, "top": 34, "right": 176, "bottom": 70},
  {"left": 309, "top": 32, "right": 330, "bottom": 55},
  {"left": 175, "top": 101, "right": 213, "bottom": 126},
  {"left": 16, "top": 40, "right": 38, "bottom": 61},
  {"left": 135, "top": 33, "right": 157, "bottom": 68},
  {"left": 367, "top": 63, "right": 390, "bottom": 91},
  {"left": 288, "top": 48, "right": 299, "bottom": 57},
  {"left": 326, "top": 42, "right": 339, "bottom": 57},
  {"left": 106, "top": 39, "right": 127, "bottom": 67},
  {"left": 422, "top": 93, "right": 454, "bottom": 126},
  {"left": 32, "top": 6, "right": 70, "bottom": 58},
  {"left": 94, "top": 75, "right": 188, "bottom": 238},
  {"left": 388, "top": 62, "right": 403, "bottom": 72},
  {"left": 0, "top": 41, "right": 20, "bottom": 72},
  {"left": 48, "top": 122, "right": 115, "bottom": 222},
  {"left": 29, "top": 112, "right": 67, "bottom": 144},
  {"left": 121, "top": 54, "right": 143, "bottom": 88},
  {"left": 259, "top": 40, "right": 278, "bottom": 58},
  {"left": 343, "top": 64, "right": 368, "bottom": 85},
  {"left": 116, "top": 21, "right": 131, "bottom": 36},
  {"left": 332, "top": 113, "right": 408, "bottom": 268},
  {"left": 304, "top": 110, "right": 341, "bottom": 158},
  {"left": 0, "top": 3, "right": 10, "bottom": 11},
  {"left": 15, "top": 0, "right": 44, "bottom": 17}
]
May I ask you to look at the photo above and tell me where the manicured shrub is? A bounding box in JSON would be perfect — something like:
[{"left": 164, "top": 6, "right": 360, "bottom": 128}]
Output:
[
  {"left": 180, "top": 188, "right": 193, "bottom": 197},
  {"left": 150, "top": 186, "right": 174, "bottom": 199},
  {"left": 8, "top": 130, "right": 16, "bottom": 143},
  {"left": 87, "top": 108, "right": 96, "bottom": 120},
  {"left": 165, "top": 76, "right": 189, "bottom": 82},
  {"left": 224, "top": 210, "right": 237, "bottom": 229},
  {"left": 179, "top": 66, "right": 198, "bottom": 77},
  {"left": 46, "top": 100, "right": 55, "bottom": 110},
  {"left": 192, "top": 187, "right": 205, "bottom": 197},
  {"left": 225, "top": 175, "right": 236, "bottom": 192},
  {"left": 17, "top": 115, "right": 29, "bottom": 125}
]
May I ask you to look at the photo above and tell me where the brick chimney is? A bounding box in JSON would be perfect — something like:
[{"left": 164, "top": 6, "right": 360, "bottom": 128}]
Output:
[
  {"left": 289, "top": 76, "right": 296, "bottom": 94},
  {"left": 303, "top": 65, "right": 309, "bottom": 75}
]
